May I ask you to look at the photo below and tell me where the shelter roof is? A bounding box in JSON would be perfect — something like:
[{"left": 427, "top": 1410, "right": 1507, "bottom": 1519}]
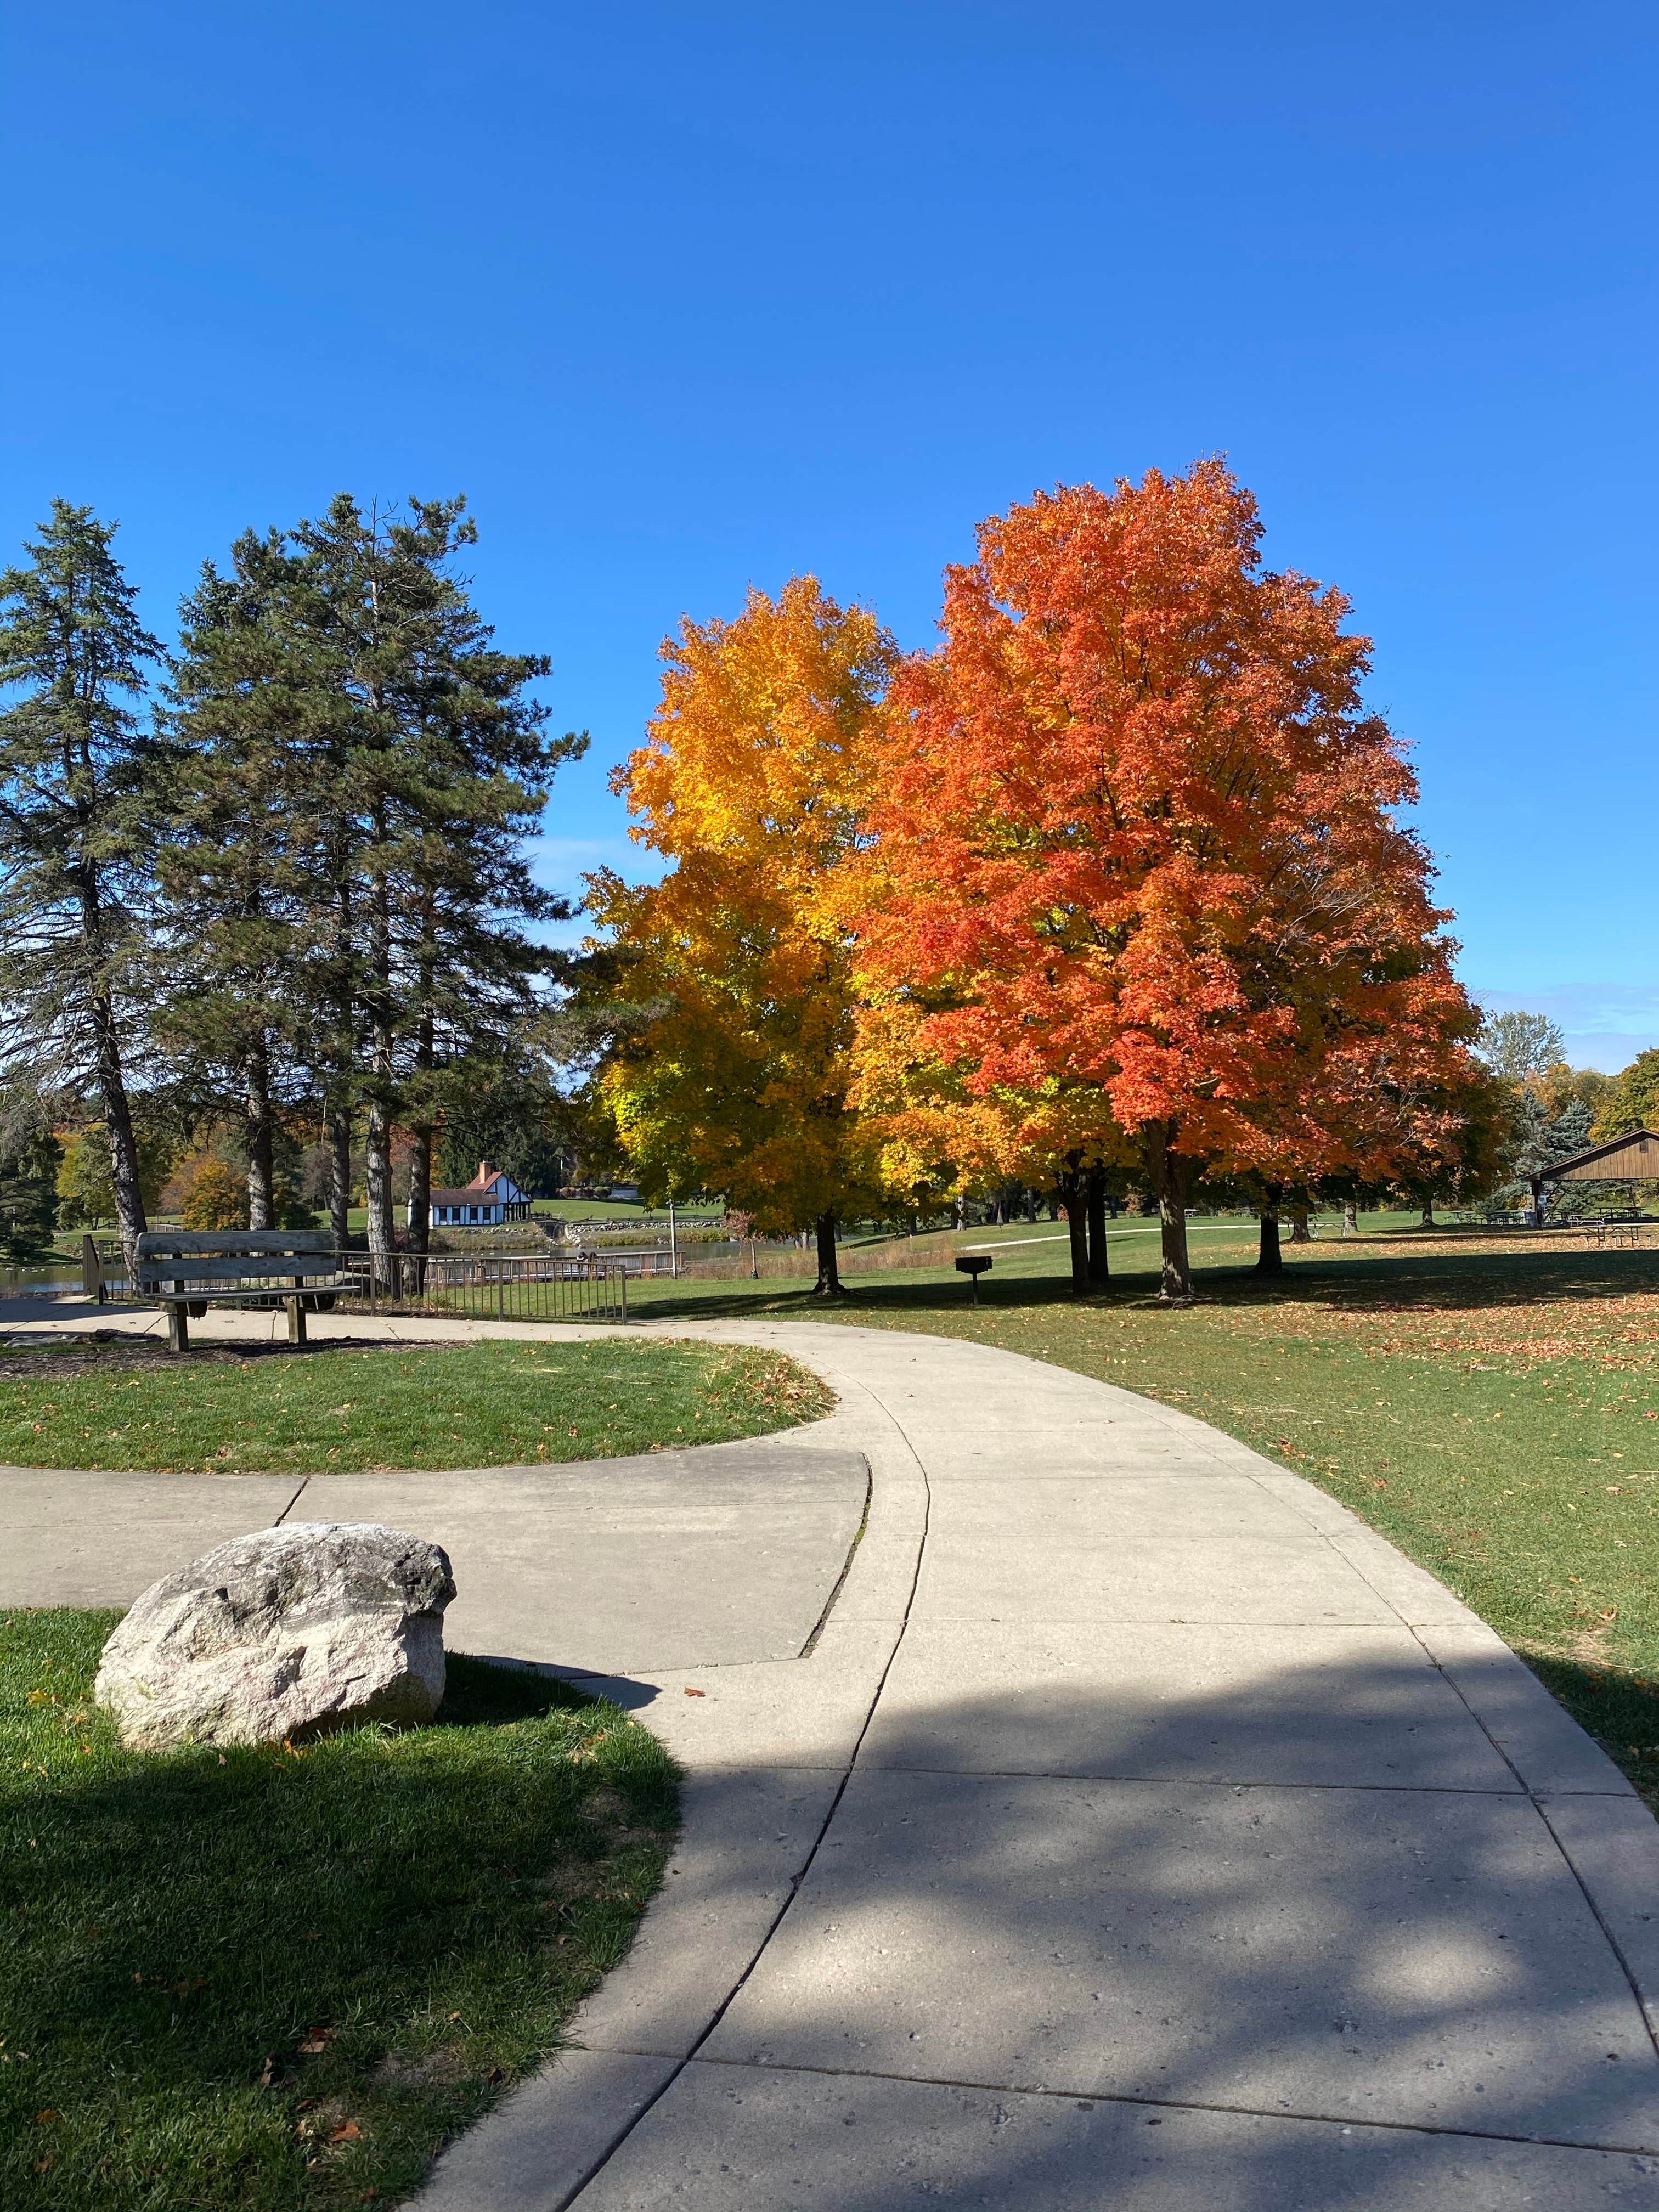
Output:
[{"left": 1544, "top": 1129, "right": 1659, "bottom": 1181}]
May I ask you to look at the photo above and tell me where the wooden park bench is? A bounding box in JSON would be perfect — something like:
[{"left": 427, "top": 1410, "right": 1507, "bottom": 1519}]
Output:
[{"left": 134, "top": 1230, "right": 341, "bottom": 1352}]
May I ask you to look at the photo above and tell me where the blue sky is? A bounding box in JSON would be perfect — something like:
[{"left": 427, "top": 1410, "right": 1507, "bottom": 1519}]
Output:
[{"left": 3, "top": 3, "right": 1654, "bottom": 1066}]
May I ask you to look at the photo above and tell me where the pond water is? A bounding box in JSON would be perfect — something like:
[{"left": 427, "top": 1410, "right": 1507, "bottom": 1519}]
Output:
[{"left": 0, "top": 1262, "right": 80, "bottom": 1299}]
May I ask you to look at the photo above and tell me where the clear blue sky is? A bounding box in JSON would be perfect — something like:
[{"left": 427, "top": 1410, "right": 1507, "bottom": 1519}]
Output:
[{"left": 4, "top": 3, "right": 1654, "bottom": 1066}]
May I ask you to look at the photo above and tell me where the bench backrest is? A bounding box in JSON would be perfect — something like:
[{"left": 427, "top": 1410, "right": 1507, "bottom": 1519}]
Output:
[{"left": 135, "top": 1229, "right": 337, "bottom": 1288}]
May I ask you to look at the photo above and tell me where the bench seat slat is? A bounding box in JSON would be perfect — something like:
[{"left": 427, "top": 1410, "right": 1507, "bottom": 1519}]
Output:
[
  {"left": 137, "top": 1257, "right": 340, "bottom": 1285},
  {"left": 136, "top": 1230, "right": 332, "bottom": 1257},
  {"left": 145, "top": 1287, "right": 334, "bottom": 1304}
]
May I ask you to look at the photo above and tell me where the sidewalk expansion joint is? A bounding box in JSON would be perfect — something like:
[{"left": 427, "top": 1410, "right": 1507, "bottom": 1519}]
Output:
[
  {"left": 798, "top": 1458, "right": 873, "bottom": 1657},
  {"left": 658, "top": 2050, "right": 1659, "bottom": 2159}
]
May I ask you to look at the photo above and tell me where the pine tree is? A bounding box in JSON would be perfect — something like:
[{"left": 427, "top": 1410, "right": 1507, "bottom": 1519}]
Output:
[
  {"left": 0, "top": 504, "right": 162, "bottom": 1268},
  {"left": 165, "top": 495, "right": 581, "bottom": 1270},
  {"left": 160, "top": 532, "right": 325, "bottom": 1227},
  {"left": 288, "top": 495, "right": 582, "bottom": 1271},
  {"left": 0, "top": 1101, "right": 60, "bottom": 1260}
]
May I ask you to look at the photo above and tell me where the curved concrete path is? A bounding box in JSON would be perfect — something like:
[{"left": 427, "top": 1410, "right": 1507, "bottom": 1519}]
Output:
[
  {"left": 411, "top": 1319, "right": 1659, "bottom": 2211},
  {"left": 9, "top": 1301, "right": 1659, "bottom": 2203}
]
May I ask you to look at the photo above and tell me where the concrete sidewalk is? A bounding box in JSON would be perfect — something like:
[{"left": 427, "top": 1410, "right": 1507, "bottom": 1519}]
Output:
[
  {"left": 419, "top": 1321, "right": 1659, "bottom": 2211},
  {"left": 8, "top": 1301, "right": 1659, "bottom": 2203}
]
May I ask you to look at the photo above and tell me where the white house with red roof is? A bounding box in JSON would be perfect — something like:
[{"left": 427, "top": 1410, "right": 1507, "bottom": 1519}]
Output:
[{"left": 411, "top": 1160, "right": 532, "bottom": 1232}]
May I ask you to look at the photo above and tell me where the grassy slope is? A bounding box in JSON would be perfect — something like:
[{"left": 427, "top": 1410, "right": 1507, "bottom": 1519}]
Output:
[
  {"left": 628, "top": 1220, "right": 1659, "bottom": 1802},
  {"left": 0, "top": 1339, "right": 831, "bottom": 1473},
  {"left": 0, "top": 1610, "right": 677, "bottom": 2211}
]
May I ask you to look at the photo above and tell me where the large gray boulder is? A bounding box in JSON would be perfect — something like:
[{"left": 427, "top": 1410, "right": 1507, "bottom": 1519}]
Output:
[{"left": 94, "top": 1521, "right": 455, "bottom": 1751}]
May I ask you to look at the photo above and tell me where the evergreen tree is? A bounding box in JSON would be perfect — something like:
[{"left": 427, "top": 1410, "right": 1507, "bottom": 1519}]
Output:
[
  {"left": 433, "top": 1067, "right": 571, "bottom": 1200},
  {"left": 160, "top": 532, "right": 325, "bottom": 1227},
  {"left": 0, "top": 504, "right": 162, "bottom": 1268},
  {"left": 0, "top": 1101, "right": 60, "bottom": 1260},
  {"left": 1504, "top": 1089, "right": 1593, "bottom": 1218},
  {"left": 288, "top": 495, "right": 583, "bottom": 1269},
  {"left": 1539, "top": 1096, "right": 1594, "bottom": 1218},
  {"left": 164, "top": 495, "right": 582, "bottom": 1268}
]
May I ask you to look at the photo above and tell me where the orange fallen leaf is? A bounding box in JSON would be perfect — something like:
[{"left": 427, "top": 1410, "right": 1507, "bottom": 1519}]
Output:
[
  {"left": 329, "top": 2120, "right": 362, "bottom": 2142},
  {"left": 684, "top": 1687, "right": 706, "bottom": 1697}
]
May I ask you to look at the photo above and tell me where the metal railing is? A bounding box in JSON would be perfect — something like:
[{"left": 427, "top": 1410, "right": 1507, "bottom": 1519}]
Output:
[
  {"left": 334, "top": 1251, "right": 629, "bottom": 1322},
  {"left": 83, "top": 1242, "right": 629, "bottom": 1325}
]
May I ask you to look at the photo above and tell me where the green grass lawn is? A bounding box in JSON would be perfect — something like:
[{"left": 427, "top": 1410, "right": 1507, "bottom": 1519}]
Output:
[
  {"left": 1, "top": 1609, "right": 678, "bottom": 2211},
  {"left": 628, "top": 1220, "right": 1659, "bottom": 1802},
  {"left": 0, "top": 1338, "right": 832, "bottom": 1472}
]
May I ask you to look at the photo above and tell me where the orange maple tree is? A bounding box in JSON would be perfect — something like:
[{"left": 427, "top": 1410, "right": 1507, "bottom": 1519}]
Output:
[{"left": 855, "top": 461, "right": 1482, "bottom": 1299}]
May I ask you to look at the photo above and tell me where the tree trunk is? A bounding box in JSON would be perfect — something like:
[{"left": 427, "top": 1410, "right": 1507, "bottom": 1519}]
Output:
[
  {"left": 77, "top": 856, "right": 146, "bottom": 1272},
  {"left": 1289, "top": 1200, "right": 1311, "bottom": 1245},
  {"left": 1257, "top": 1184, "right": 1283, "bottom": 1274},
  {"left": 812, "top": 1210, "right": 845, "bottom": 1296},
  {"left": 329, "top": 1104, "right": 352, "bottom": 1250},
  {"left": 364, "top": 849, "right": 398, "bottom": 1277},
  {"left": 1086, "top": 1164, "right": 1110, "bottom": 1287},
  {"left": 1420, "top": 1200, "right": 1435, "bottom": 1228},
  {"left": 91, "top": 991, "right": 147, "bottom": 1274},
  {"left": 365, "top": 1098, "right": 394, "bottom": 1278},
  {"left": 1056, "top": 1158, "right": 1090, "bottom": 1294},
  {"left": 407, "top": 1000, "right": 436, "bottom": 1274},
  {"left": 1342, "top": 1199, "right": 1358, "bottom": 1235},
  {"left": 1142, "top": 1121, "right": 1194, "bottom": 1302},
  {"left": 409, "top": 1124, "right": 433, "bottom": 1260},
  {"left": 244, "top": 1034, "right": 275, "bottom": 1229}
]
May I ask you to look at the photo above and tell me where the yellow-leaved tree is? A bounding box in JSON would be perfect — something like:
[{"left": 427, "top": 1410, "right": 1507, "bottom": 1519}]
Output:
[{"left": 586, "top": 578, "right": 894, "bottom": 1294}]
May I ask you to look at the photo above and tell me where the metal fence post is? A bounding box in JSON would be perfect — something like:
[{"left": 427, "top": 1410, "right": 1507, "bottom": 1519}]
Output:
[{"left": 619, "top": 1265, "right": 628, "bottom": 1324}]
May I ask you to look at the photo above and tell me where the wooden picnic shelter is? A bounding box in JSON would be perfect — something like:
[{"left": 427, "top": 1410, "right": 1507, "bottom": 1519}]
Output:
[
  {"left": 1539, "top": 1128, "right": 1659, "bottom": 1241},
  {"left": 1543, "top": 1128, "right": 1659, "bottom": 1184}
]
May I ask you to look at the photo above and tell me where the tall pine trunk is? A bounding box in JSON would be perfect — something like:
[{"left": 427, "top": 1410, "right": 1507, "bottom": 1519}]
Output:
[
  {"left": 1257, "top": 1183, "right": 1283, "bottom": 1273},
  {"left": 93, "top": 997, "right": 147, "bottom": 1273},
  {"left": 1142, "top": 1120, "right": 1194, "bottom": 1302},
  {"left": 812, "top": 1210, "right": 845, "bottom": 1296},
  {"left": 1086, "top": 1164, "right": 1110, "bottom": 1287},
  {"left": 244, "top": 1033, "right": 275, "bottom": 1229},
  {"left": 365, "top": 1095, "right": 395, "bottom": 1277},
  {"left": 1056, "top": 1157, "right": 1090, "bottom": 1294},
  {"left": 363, "top": 845, "right": 397, "bottom": 1280},
  {"left": 325, "top": 859, "right": 355, "bottom": 1251},
  {"left": 78, "top": 867, "right": 147, "bottom": 1272},
  {"left": 329, "top": 1104, "right": 352, "bottom": 1250},
  {"left": 407, "top": 1000, "right": 436, "bottom": 1265},
  {"left": 409, "top": 1125, "right": 432, "bottom": 1263}
]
